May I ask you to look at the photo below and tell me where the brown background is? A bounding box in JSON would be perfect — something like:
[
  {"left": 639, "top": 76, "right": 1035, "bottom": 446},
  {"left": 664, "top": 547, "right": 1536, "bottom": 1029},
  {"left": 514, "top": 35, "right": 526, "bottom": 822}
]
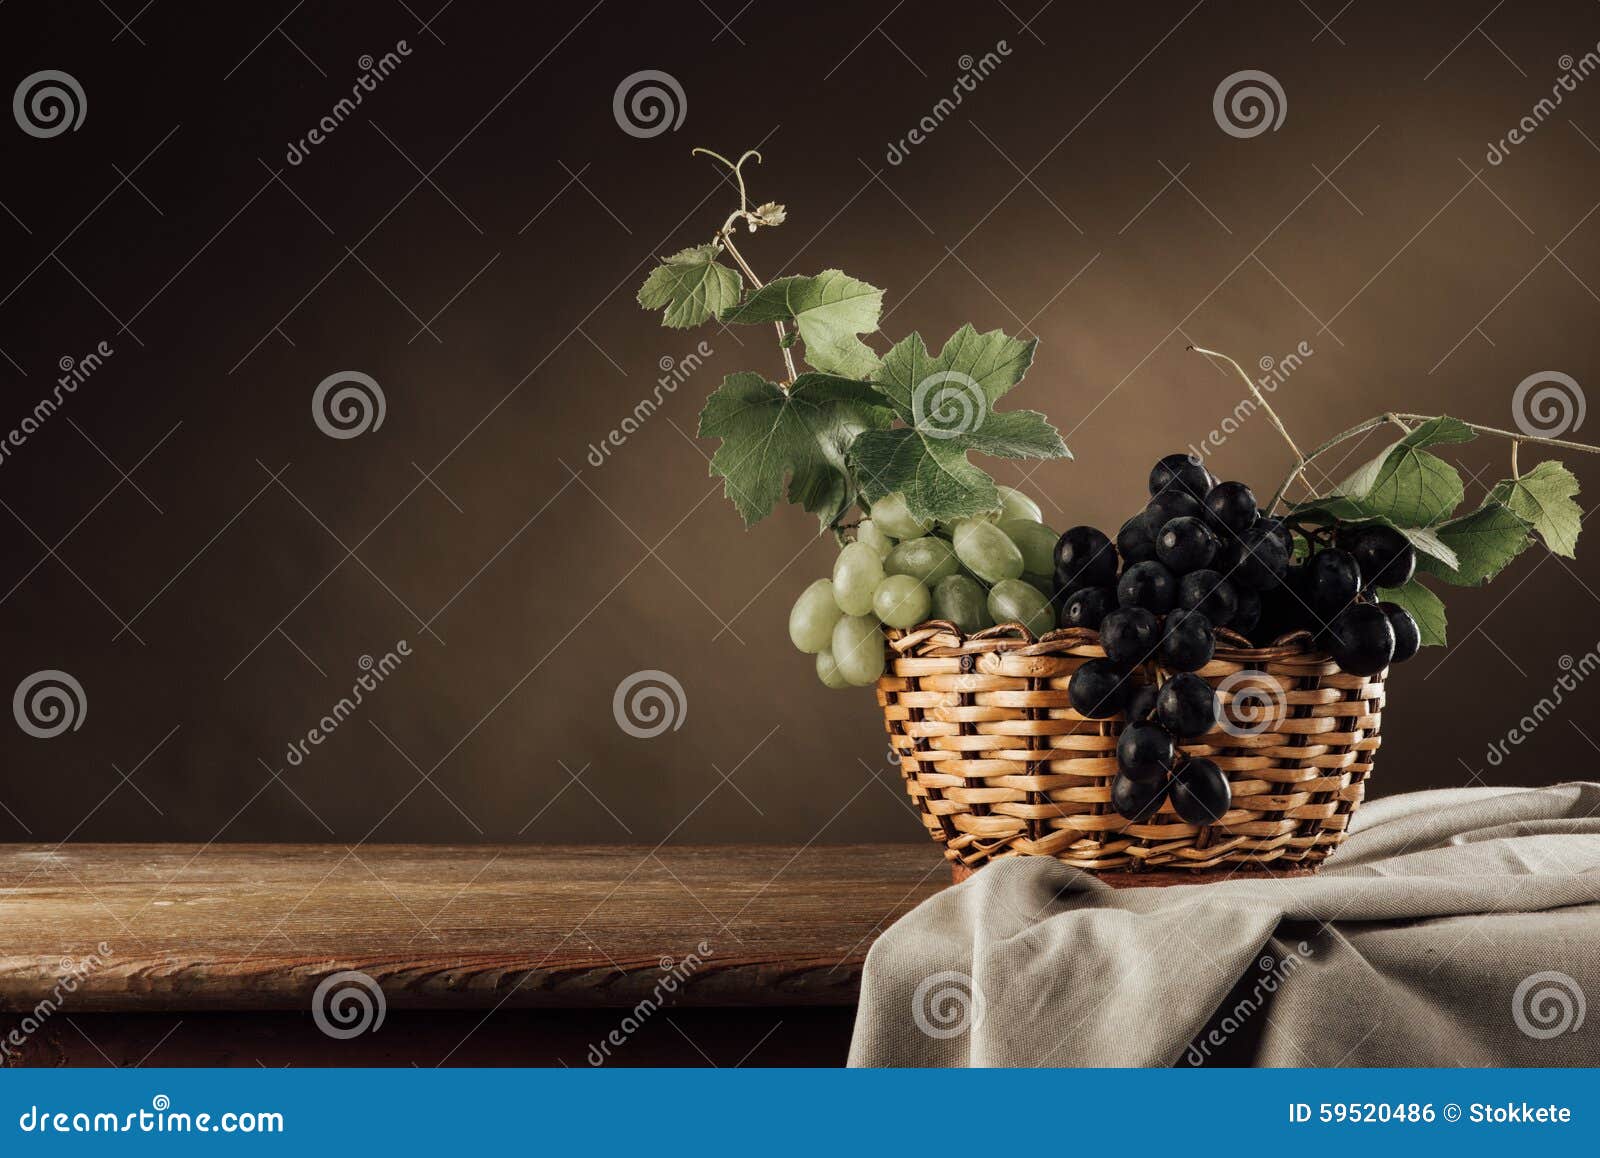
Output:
[{"left": 2, "top": 0, "right": 1598, "bottom": 849}]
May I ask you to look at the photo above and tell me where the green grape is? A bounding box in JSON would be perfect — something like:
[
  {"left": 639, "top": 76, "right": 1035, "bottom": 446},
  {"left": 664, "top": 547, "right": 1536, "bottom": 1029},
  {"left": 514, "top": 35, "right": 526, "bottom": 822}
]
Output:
[
  {"left": 1022, "top": 572, "right": 1057, "bottom": 599},
  {"left": 997, "top": 485, "right": 1043, "bottom": 523},
  {"left": 831, "top": 614, "right": 886, "bottom": 686},
  {"left": 988, "top": 578, "right": 1055, "bottom": 637},
  {"left": 872, "top": 574, "right": 931, "bottom": 629},
  {"left": 870, "top": 492, "right": 932, "bottom": 540},
  {"left": 815, "top": 649, "right": 851, "bottom": 689},
  {"left": 855, "top": 518, "right": 894, "bottom": 560},
  {"left": 931, "top": 574, "right": 992, "bottom": 634},
  {"left": 831, "top": 541, "right": 884, "bottom": 616},
  {"left": 1001, "top": 519, "right": 1059, "bottom": 575},
  {"left": 788, "top": 578, "right": 844, "bottom": 653},
  {"left": 884, "top": 535, "right": 960, "bottom": 585},
  {"left": 951, "top": 518, "right": 1025, "bottom": 584}
]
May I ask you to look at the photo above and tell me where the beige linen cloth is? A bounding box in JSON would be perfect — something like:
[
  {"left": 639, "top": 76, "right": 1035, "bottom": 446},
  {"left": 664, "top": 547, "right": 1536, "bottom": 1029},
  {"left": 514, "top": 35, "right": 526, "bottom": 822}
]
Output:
[{"left": 850, "top": 784, "right": 1600, "bottom": 1067}]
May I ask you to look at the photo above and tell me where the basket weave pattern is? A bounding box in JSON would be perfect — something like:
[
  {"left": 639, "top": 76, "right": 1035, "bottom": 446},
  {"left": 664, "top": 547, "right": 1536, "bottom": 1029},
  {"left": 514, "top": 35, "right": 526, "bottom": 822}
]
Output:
[{"left": 877, "top": 621, "right": 1384, "bottom": 880}]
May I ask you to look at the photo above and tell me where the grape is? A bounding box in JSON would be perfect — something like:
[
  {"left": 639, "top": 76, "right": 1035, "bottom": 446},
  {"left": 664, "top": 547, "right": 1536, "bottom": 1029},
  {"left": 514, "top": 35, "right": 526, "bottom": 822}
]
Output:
[
  {"left": 1002, "top": 519, "right": 1060, "bottom": 576},
  {"left": 953, "top": 519, "right": 1025, "bottom": 583},
  {"left": 1155, "top": 672, "right": 1218, "bottom": 737},
  {"left": 1161, "top": 607, "right": 1215, "bottom": 672},
  {"left": 855, "top": 518, "right": 894, "bottom": 561},
  {"left": 1345, "top": 525, "right": 1416, "bottom": 589},
  {"left": 789, "top": 578, "right": 844, "bottom": 653},
  {"left": 1257, "top": 516, "right": 1293, "bottom": 556},
  {"left": 1112, "top": 772, "right": 1168, "bottom": 821},
  {"left": 1100, "top": 606, "right": 1160, "bottom": 665},
  {"left": 1068, "top": 658, "right": 1135, "bottom": 718},
  {"left": 830, "top": 614, "right": 886, "bottom": 686},
  {"left": 1054, "top": 525, "right": 1118, "bottom": 590},
  {"left": 1233, "top": 523, "right": 1289, "bottom": 590},
  {"left": 1147, "top": 489, "right": 1203, "bottom": 527},
  {"left": 932, "top": 574, "right": 992, "bottom": 633},
  {"left": 815, "top": 649, "right": 851, "bottom": 689},
  {"left": 997, "top": 485, "right": 1043, "bottom": 524},
  {"left": 988, "top": 578, "right": 1055, "bottom": 638},
  {"left": 1203, "top": 481, "right": 1258, "bottom": 536},
  {"left": 1061, "top": 585, "right": 1116, "bottom": 630},
  {"left": 1177, "top": 569, "right": 1238, "bottom": 625},
  {"left": 1149, "top": 453, "right": 1215, "bottom": 500},
  {"left": 1170, "top": 758, "right": 1230, "bottom": 824},
  {"left": 1125, "top": 683, "right": 1159, "bottom": 723},
  {"left": 1306, "top": 547, "right": 1361, "bottom": 612},
  {"left": 1117, "top": 510, "right": 1161, "bottom": 564},
  {"left": 873, "top": 574, "right": 932, "bottom": 629},
  {"left": 1325, "top": 602, "right": 1395, "bottom": 676},
  {"left": 832, "top": 541, "right": 885, "bottom": 616},
  {"left": 1155, "top": 516, "right": 1218, "bottom": 573},
  {"left": 1117, "top": 560, "right": 1178, "bottom": 613},
  {"left": 1117, "top": 721, "right": 1175, "bottom": 782},
  {"left": 1022, "top": 573, "right": 1059, "bottom": 602},
  {"left": 1380, "top": 601, "right": 1421, "bottom": 663},
  {"left": 884, "top": 536, "right": 960, "bottom": 586},
  {"left": 870, "top": 492, "right": 932, "bottom": 539},
  {"left": 1230, "top": 584, "right": 1261, "bottom": 634}
]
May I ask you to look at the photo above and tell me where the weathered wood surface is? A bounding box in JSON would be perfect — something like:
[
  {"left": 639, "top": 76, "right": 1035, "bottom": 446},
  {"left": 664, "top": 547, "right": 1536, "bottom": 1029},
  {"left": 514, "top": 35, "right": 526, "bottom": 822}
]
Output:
[{"left": 0, "top": 844, "right": 946, "bottom": 1012}]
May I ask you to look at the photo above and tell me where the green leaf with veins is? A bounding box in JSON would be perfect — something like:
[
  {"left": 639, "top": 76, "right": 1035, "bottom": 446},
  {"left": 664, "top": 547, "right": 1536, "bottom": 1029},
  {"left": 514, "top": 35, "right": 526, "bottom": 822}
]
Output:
[
  {"left": 1285, "top": 510, "right": 1459, "bottom": 571},
  {"left": 697, "top": 371, "right": 893, "bottom": 528},
  {"left": 1376, "top": 579, "right": 1447, "bottom": 647},
  {"left": 721, "top": 270, "right": 883, "bottom": 378},
  {"left": 637, "top": 244, "right": 743, "bottom": 329},
  {"left": 1416, "top": 500, "right": 1533, "bottom": 586},
  {"left": 849, "top": 327, "right": 1070, "bottom": 523},
  {"left": 1296, "top": 416, "right": 1475, "bottom": 527},
  {"left": 1489, "top": 460, "right": 1582, "bottom": 558}
]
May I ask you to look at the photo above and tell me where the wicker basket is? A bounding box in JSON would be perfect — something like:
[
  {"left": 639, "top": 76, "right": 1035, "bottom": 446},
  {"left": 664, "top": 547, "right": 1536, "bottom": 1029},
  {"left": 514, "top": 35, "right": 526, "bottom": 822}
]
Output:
[{"left": 877, "top": 620, "right": 1385, "bottom": 885}]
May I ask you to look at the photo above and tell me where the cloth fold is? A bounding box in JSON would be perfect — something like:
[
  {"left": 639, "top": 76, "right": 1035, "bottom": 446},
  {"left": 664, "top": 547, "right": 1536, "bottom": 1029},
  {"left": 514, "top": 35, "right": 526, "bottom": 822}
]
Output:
[{"left": 849, "top": 784, "right": 1600, "bottom": 1067}]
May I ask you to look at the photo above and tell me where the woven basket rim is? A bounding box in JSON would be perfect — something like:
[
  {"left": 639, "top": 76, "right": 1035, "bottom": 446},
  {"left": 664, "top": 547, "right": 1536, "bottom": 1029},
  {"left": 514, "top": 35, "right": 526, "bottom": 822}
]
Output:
[{"left": 886, "top": 619, "right": 1322, "bottom": 663}]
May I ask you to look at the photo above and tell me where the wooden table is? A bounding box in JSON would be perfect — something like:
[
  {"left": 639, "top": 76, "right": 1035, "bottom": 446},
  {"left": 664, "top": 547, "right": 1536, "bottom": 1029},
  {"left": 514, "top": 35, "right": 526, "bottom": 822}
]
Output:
[{"left": 0, "top": 843, "right": 946, "bottom": 1067}]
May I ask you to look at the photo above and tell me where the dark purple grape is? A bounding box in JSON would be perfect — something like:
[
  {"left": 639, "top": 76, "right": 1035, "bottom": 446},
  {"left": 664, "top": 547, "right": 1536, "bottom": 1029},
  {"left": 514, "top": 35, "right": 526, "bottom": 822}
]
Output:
[
  {"left": 1100, "top": 606, "right": 1161, "bottom": 665},
  {"left": 1117, "top": 510, "right": 1161, "bottom": 564},
  {"left": 1068, "top": 659, "right": 1135, "bottom": 718},
  {"left": 1112, "top": 771, "right": 1168, "bottom": 821},
  {"left": 1161, "top": 608, "right": 1215, "bottom": 672},
  {"left": 1125, "top": 683, "right": 1159, "bottom": 722},
  {"left": 1117, "top": 721, "right": 1175, "bottom": 782},
  {"left": 1117, "top": 560, "right": 1177, "bottom": 613},
  {"left": 1326, "top": 602, "right": 1395, "bottom": 676},
  {"left": 1177, "top": 569, "right": 1238, "bottom": 625},
  {"left": 1233, "top": 523, "right": 1289, "bottom": 590},
  {"left": 1147, "top": 489, "right": 1203, "bottom": 527},
  {"left": 1170, "top": 758, "right": 1230, "bottom": 825},
  {"left": 1061, "top": 586, "right": 1116, "bottom": 630},
  {"left": 1229, "top": 584, "right": 1261, "bottom": 634},
  {"left": 1345, "top": 525, "right": 1416, "bottom": 589},
  {"left": 1156, "top": 516, "right": 1218, "bottom": 573},
  {"left": 1149, "top": 453, "right": 1215, "bottom": 501},
  {"left": 1055, "top": 526, "right": 1119, "bottom": 591},
  {"left": 1203, "top": 481, "right": 1258, "bottom": 536},
  {"left": 1257, "top": 516, "right": 1293, "bottom": 556},
  {"left": 1156, "top": 672, "right": 1218, "bottom": 737},
  {"left": 1307, "top": 547, "right": 1362, "bottom": 612},
  {"left": 1380, "top": 601, "right": 1421, "bottom": 663}
]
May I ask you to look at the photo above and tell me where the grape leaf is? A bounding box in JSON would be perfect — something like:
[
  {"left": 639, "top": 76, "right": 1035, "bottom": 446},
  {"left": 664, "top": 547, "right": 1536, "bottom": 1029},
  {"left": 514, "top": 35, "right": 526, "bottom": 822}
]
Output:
[
  {"left": 1282, "top": 510, "right": 1460, "bottom": 571},
  {"left": 849, "top": 327, "right": 1071, "bottom": 523},
  {"left": 1489, "top": 461, "right": 1582, "bottom": 558},
  {"left": 697, "top": 372, "right": 893, "bottom": 528},
  {"left": 637, "top": 244, "right": 743, "bottom": 329},
  {"left": 1376, "top": 580, "right": 1447, "bottom": 647},
  {"left": 1416, "top": 500, "right": 1533, "bottom": 586},
  {"left": 721, "top": 270, "right": 883, "bottom": 378},
  {"left": 1301, "top": 416, "right": 1475, "bottom": 527}
]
